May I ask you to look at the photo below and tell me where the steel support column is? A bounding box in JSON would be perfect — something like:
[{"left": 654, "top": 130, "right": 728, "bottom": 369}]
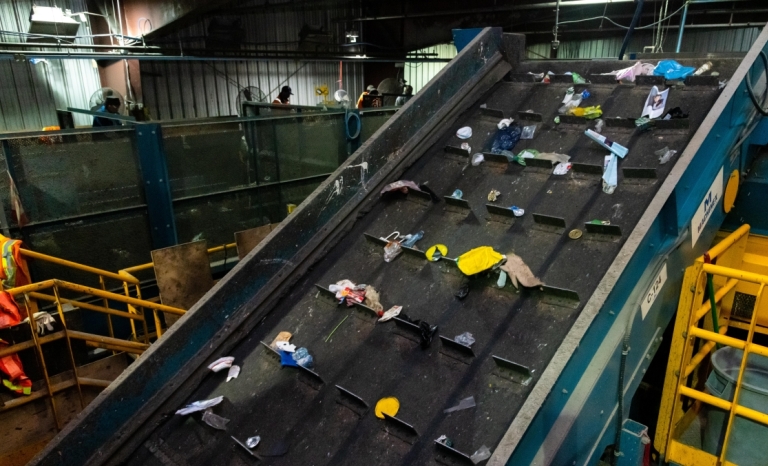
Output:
[{"left": 134, "top": 124, "right": 177, "bottom": 248}]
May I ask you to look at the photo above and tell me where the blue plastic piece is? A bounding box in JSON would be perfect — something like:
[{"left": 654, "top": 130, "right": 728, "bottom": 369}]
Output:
[
  {"left": 491, "top": 124, "right": 522, "bottom": 154},
  {"left": 279, "top": 350, "right": 298, "bottom": 367},
  {"left": 402, "top": 231, "right": 424, "bottom": 248},
  {"left": 653, "top": 59, "right": 696, "bottom": 80},
  {"left": 452, "top": 28, "right": 484, "bottom": 53}
]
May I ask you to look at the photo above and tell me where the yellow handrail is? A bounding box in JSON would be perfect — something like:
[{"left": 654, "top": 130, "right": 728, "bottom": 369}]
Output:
[
  {"left": 20, "top": 249, "right": 139, "bottom": 284},
  {"left": 703, "top": 224, "right": 750, "bottom": 262}
]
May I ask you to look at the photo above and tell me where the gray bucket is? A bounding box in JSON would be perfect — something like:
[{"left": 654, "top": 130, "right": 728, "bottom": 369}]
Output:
[{"left": 703, "top": 346, "right": 768, "bottom": 466}]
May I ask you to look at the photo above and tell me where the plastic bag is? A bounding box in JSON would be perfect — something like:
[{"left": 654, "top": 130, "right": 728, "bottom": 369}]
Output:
[
  {"left": 520, "top": 125, "right": 536, "bottom": 140},
  {"left": 571, "top": 72, "right": 587, "bottom": 84},
  {"left": 454, "top": 332, "right": 476, "bottom": 347},
  {"left": 383, "top": 241, "right": 402, "bottom": 262},
  {"left": 456, "top": 247, "right": 504, "bottom": 276},
  {"left": 202, "top": 409, "right": 230, "bottom": 430},
  {"left": 470, "top": 445, "right": 492, "bottom": 464},
  {"left": 490, "top": 124, "right": 522, "bottom": 154},
  {"left": 653, "top": 60, "right": 695, "bottom": 80}
]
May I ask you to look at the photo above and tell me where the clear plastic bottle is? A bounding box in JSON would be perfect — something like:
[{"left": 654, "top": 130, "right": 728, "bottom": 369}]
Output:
[
  {"left": 401, "top": 231, "right": 424, "bottom": 248},
  {"left": 694, "top": 61, "right": 713, "bottom": 76}
]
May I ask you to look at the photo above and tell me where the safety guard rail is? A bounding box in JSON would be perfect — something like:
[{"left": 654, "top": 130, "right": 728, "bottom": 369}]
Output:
[{"left": 656, "top": 224, "right": 768, "bottom": 466}]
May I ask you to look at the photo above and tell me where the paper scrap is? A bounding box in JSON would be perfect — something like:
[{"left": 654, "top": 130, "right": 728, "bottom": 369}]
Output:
[
  {"left": 208, "top": 357, "right": 234, "bottom": 373},
  {"left": 226, "top": 365, "right": 240, "bottom": 382},
  {"left": 444, "top": 396, "right": 476, "bottom": 413},
  {"left": 379, "top": 305, "right": 403, "bottom": 322}
]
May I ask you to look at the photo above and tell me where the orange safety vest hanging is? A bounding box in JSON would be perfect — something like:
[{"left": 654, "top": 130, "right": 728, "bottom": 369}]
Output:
[
  {"left": 0, "top": 235, "right": 31, "bottom": 289},
  {"left": 0, "top": 294, "right": 30, "bottom": 395}
]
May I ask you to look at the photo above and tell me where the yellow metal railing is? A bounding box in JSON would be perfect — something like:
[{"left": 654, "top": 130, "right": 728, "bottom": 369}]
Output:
[
  {"left": 656, "top": 224, "right": 768, "bottom": 466},
  {"left": 0, "top": 242, "right": 235, "bottom": 430}
]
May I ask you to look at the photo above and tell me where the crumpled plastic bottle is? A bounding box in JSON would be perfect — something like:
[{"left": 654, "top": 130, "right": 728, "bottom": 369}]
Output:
[
  {"left": 383, "top": 241, "right": 403, "bottom": 262},
  {"left": 292, "top": 347, "right": 314, "bottom": 368},
  {"left": 490, "top": 123, "right": 522, "bottom": 154}
]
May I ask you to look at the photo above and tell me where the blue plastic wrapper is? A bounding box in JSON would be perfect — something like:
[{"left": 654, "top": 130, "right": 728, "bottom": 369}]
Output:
[
  {"left": 490, "top": 124, "right": 522, "bottom": 154},
  {"left": 653, "top": 60, "right": 695, "bottom": 80}
]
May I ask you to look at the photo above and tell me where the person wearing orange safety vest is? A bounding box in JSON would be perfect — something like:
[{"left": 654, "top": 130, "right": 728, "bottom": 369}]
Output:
[
  {"left": 0, "top": 236, "right": 32, "bottom": 395},
  {"left": 0, "top": 234, "right": 31, "bottom": 290},
  {"left": 356, "top": 85, "right": 376, "bottom": 109}
]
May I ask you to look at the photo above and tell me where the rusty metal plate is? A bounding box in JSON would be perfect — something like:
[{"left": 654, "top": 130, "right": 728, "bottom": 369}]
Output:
[{"left": 151, "top": 240, "right": 214, "bottom": 326}]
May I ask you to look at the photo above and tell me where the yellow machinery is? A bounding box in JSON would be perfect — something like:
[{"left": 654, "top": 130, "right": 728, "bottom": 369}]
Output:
[{"left": 656, "top": 224, "right": 768, "bottom": 465}]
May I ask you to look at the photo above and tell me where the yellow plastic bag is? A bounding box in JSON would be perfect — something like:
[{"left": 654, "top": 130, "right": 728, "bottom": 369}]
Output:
[{"left": 456, "top": 246, "right": 504, "bottom": 276}]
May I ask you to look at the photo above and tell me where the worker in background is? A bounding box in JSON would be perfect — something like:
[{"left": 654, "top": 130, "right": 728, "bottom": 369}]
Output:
[
  {"left": 357, "top": 85, "right": 376, "bottom": 109},
  {"left": 273, "top": 86, "right": 293, "bottom": 104},
  {"left": 92, "top": 97, "right": 122, "bottom": 127},
  {"left": 396, "top": 85, "right": 413, "bottom": 106}
]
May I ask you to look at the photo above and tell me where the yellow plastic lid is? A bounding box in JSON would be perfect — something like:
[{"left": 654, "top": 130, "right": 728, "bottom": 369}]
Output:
[
  {"left": 375, "top": 397, "right": 400, "bottom": 419},
  {"left": 425, "top": 244, "right": 448, "bottom": 262}
]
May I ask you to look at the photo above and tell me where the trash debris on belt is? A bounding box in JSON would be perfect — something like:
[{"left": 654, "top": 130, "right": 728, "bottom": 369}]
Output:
[
  {"left": 656, "top": 146, "right": 678, "bottom": 164},
  {"left": 471, "top": 153, "right": 485, "bottom": 166},
  {"left": 444, "top": 395, "right": 476, "bottom": 413},
  {"left": 571, "top": 72, "right": 587, "bottom": 84},
  {"left": 470, "top": 445, "right": 492, "bottom": 464},
  {"left": 585, "top": 129, "right": 628, "bottom": 158},
  {"left": 425, "top": 244, "right": 448, "bottom": 262},
  {"left": 603, "top": 154, "right": 619, "bottom": 194},
  {"left": 378, "top": 305, "right": 402, "bottom": 322},
  {"left": 601, "top": 61, "right": 655, "bottom": 82},
  {"left": 436, "top": 435, "right": 453, "bottom": 447},
  {"left": 509, "top": 206, "right": 525, "bottom": 217},
  {"left": 329, "top": 279, "right": 367, "bottom": 305},
  {"left": 663, "top": 107, "right": 688, "bottom": 120},
  {"left": 594, "top": 119, "right": 604, "bottom": 133},
  {"left": 581, "top": 90, "right": 591, "bottom": 99},
  {"left": 562, "top": 87, "right": 575, "bottom": 104},
  {"left": 641, "top": 86, "right": 670, "bottom": 119},
  {"left": 568, "top": 105, "right": 602, "bottom": 120},
  {"left": 375, "top": 397, "right": 400, "bottom": 419},
  {"left": 202, "top": 408, "right": 230, "bottom": 430},
  {"left": 589, "top": 219, "right": 610, "bottom": 225},
  {"left": 176, "top": 395, "right": 224, "bottom": 415},
  {"left": 634, "top": 117, "right": 652, "bottom": 128},
  {"left": 558, "top": 89, "right": 582, "bottom": 114},
  {"left": 461, "top": 142, "right": 471, "bottom": 153},
  {"left": 383, "top": 233, "right": 403, "bottom": 262},
  {"left": 520, "top": 125, "right": 536, "bottom": 140},
  {"left": 500, "top": 253, "right": 544, "bottom": 289},
  {"left": 537, "top": 152, "right": 571, "bottom": 164},
  {"left": 653, "top": 59, "right": 695, "bottom": 80},
  {"left": 246, "top": 436, "right": 261, "bottom": 449},
  {"left": 208, "top": 356, "right": 235, "bottom": 373},
  {"left": 364, "top": 285, "right": 384, "bottom": 313},
  {"left": 276, "top": 341, "right": 296, "bottom": 352},
  {"left": 553, "top": 162, "right": 572, "bottom": 175},
  {"left": 226, "top": 365, "right": 240, "bottom": 382},
  {"left": 694, "top": 61, "right": 713, "bottom": 76},
  {"left": 497, "top": 118, "right": 513, "bottom": 129},
  {"left": 400, "top": 313, "right": 439, "bottom": 348},
  {"left": 292, "top": 347, "right": 314, "bottom": 368},
  {"left": 454, "top": 332, "right": 475, "bottom": 347},
  {"left": 270, "top": 331, "right": 292, "bottom": 350},
  {"left": 380, "top": 180, "right": 422, "bottom": 195},
  {"left": 500, "top": 150, "right": 526, "bottom": 166},
  {"left": 456, "top": 126, "right": 473, "bottom": 139},
  {"left": 554, "top": 116, "right": 560, "bottom": 124},
  {"left": 451, "top": 189, "right": 463, "bottom": 199},
  {"left": 490, "top": 123, "right": 522, "bottom": 154},
  {"left": 487, "top": 190, "right": 501, "bottom": 202},
  {"left": 401, "top": 230, "right": 424, "bottom": 249},
  {"left": 457, "top": 246, "right": 505, "bottom": 276}
]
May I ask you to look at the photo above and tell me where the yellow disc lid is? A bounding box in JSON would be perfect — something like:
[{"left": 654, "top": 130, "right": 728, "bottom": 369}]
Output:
[
  {"left": 375, "top": 397, "right": 400, "bottom": 419},
  {"left": 425, "top": 244, "right": 448, "bottom": 262}
]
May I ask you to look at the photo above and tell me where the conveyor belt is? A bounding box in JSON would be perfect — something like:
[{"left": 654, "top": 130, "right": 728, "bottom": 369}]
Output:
[{"left": 121, "top": 60, "right": 739, "bottom": 465}]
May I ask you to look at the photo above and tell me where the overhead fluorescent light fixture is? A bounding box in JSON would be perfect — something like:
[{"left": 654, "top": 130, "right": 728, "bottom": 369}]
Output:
[{"left": 27, "top": 6, "right": 80, "bottom": 43}]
